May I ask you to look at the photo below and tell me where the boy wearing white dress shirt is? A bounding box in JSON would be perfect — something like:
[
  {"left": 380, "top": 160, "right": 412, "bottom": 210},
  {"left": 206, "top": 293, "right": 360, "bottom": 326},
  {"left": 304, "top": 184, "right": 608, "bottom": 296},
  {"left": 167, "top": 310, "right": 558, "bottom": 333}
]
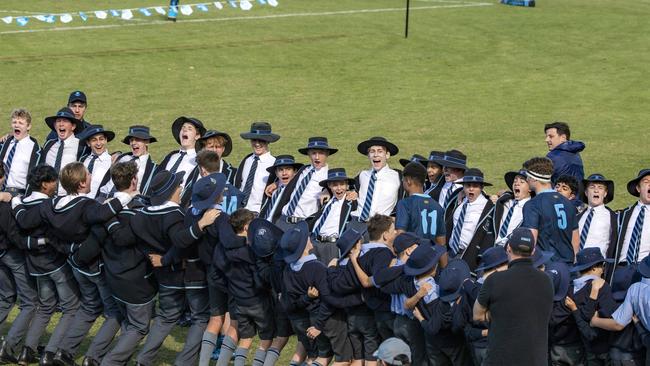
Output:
[
  {"left": 611, "top": 169, "right": 650, "bottom": 266},
  {"left": 0, "top": 109, "right": 40, "bottom": 197},
  {"left": 78, "top": 125, "right": 115, "bottom": 200},
  {"left": 493, "top": 169, "right": 533, "bottom": 246}
]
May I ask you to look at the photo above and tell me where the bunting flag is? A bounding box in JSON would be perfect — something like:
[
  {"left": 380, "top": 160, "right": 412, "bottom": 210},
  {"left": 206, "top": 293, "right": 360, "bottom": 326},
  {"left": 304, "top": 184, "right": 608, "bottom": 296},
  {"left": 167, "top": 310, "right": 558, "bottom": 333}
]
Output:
[{"left": 1, "top": 2, "right": 279, "bottom": 27}]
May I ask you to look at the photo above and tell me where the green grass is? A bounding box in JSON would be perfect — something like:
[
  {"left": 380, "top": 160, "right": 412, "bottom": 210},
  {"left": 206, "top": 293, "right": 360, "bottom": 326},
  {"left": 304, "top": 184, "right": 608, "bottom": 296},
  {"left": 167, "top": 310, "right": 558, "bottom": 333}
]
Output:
[{"left": 0, "top": 0, "right": 649, "bottom": 363}]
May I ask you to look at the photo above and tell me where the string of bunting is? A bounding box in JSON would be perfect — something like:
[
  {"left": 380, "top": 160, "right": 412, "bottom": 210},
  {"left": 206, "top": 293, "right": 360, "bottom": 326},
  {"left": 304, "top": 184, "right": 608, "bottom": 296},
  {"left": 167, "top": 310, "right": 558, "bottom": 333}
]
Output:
[{"left": 1, "top": 0, "right": 278, "bottom": 27}]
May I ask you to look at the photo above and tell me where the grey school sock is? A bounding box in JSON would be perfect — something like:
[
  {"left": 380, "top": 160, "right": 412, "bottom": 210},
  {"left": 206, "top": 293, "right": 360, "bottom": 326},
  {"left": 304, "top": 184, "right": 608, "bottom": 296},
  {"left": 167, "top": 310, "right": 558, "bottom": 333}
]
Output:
[
  {"left": 215, "top": 336, "right": 237, "bottom": 366},
  {"left": 199, "top": 331, "right": 219, "bottom": 366},
  {"left": 252, "top": 348, "right": 267, "bottom": 366},
  {"left": 233, "top": 347, "right": 250, "bottom": 366},
  {"left": 263, "top": 347, "right": 281, "bottom": 366}
]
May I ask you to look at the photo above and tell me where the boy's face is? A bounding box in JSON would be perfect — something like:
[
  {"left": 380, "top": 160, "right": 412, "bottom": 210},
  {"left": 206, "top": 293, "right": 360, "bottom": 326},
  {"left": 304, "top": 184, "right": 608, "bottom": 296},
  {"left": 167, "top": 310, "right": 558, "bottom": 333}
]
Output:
[
  {"left": 463, "top": 182, "right": 483, "bottom": 202},
  {"left": 512, "top": 175, "right": 532, "bottom": 200},
  {"left": 129, "top": 137, "right": 149, "bottom": 157},
  {"left": 444, "top": 166, "right": 464, "bottom": 183},
  {"left": 42, "top": 180, "right": 58, "bottom": 197},
  {"left": 80, "top": 168, "right": 92, "bottom": 194},
  {"left": 68, "top": 101, "right": 87, "bottom": 121},
  {"left": 308, "top": 149, "right": 329, "bottom": 169},
  {"left": 86, "top": 134, "right": 108, "bottom": 155},
  {"left": 54, "top": 118, "right": 76, "bottom": 140},
  {"left": 545, "top": 128, "right": 567, "bottom": 151},
  {"left": 427, "top": 162, "right": 442, "bottom": 182},
  {"left": 275, "top": 166, "right": 296, "bottom": 186},
  {"left": 637, "top": 176, "right": 650, "bottom": 204},
  {"left": 367, "top": 145, "right": 389, "bottom": 171},
  {"left": 383, "top": 221, "right": 397, "bottom": 246},
  {"left": 11, "top": 116, "right": 31, "bottom": 140},
  {"left": 555, "top": 182, "right": 575, "bottom": 200},
  {"left": 328, "top": 180, "right": 348, "bottom": 197},
  {"left": 179, "top": 123, "right": 200, "bottom": 149},
  {"left": 586, "top": 182, "right": 607, "bottom": 207},
  {"left": 250, "top": 139, "right": 269, "bottom": 156},
  {"left": 203, "top": 137, "right": 226, "bottom": 157}
]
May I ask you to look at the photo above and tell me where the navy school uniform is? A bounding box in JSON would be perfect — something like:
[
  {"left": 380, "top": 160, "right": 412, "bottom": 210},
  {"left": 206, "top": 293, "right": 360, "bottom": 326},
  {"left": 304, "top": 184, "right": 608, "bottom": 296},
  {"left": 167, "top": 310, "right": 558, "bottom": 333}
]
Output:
[
  {"left": 442, "top": 184, "right": 464, "bottom": 222},
  {"left": 425, "top": 174, "right": 445, "bottom": 201},
  {"left": 38, "top": 195, "right": 123, "bottom": 360},
  {"left": 255, "top": 254, "right": 295, "bottom": 339},
  {"left": 159, "top": 150, "right": 201, "bottom": 209},
  {"left": 273, "top": 165, "right": 327, "bottom": 231},
  {"left": 310, "top": 197, "right": 357, "bottom": 264},
  {"left": 459, "top": 277, "right": 490, "bottom": 365},
  {"left": 220, "top": 159, "right": 237, "bottom": 186},
  {"left": 492, "top": 193, "right": 531, "bottom": 246},
  {"left": 610, "top": 202, "right": 650, "bottom": 268},
  {"left": 96, "top": 152, "right": 158, "bottom": 200},
  {"left": 548, "top": 284, "right": 585, "bottom": 365},
  {"left": 130, "top": 202, "right": 208, "bottom": 366},
  {"left": 13, "top": 193, "right": 81, "bottom": 354},
  {"left": 0, "top": 135, "right": 40, "bottom": 195},
  {"left": 608, "top": 305, "right": 646, "bottom": 365},
  {"left": 281, "top": 254, "right": 356, "bottom": 362},
  {"left": 395, "top": 193, "right": 446, "bottom": 242},
  {"left": 521, "top": 189, "right": 579, "bottom": 264}
]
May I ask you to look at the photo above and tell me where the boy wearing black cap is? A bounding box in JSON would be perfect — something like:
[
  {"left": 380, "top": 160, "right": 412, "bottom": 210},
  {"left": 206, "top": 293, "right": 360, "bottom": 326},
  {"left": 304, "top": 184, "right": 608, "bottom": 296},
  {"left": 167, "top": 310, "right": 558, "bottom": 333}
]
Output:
[
  {"left": 235, "top": 121, "right": 280, "bottom": 214},
  {"left": 446, "top": 168, "right": 495, "bottom": 272},
  {"left": 396, "top": 162, "right": 446, "bottom": 245},
  {"left": 611, "top": 169, "right": 650, "bottom": 266},
  {"left": 259, "top": 155, "right": 302, "bottom": 223},
  {"left": 578, "top": 174, "right": 618, "bottom": 265},
  {"left": 567, "top": 247, "right": 618, "bottom": 364},
  {"left": 311, "top": 168, "right": 357, "bottom": 264},
  {"left": 521, "top": 157, "right": 579, "bottom": 264},
  {"left": 78, "top": 125, "right": 115, "bottom": 199},
  {"left": 198, "top": 130, "right": 237, "bottom": 184},
  {"left": 1, "top": 109, "right": 40, "bottom": 197},
  {"left": 493, "top": 169, "right": 533, "bottom": 246}
]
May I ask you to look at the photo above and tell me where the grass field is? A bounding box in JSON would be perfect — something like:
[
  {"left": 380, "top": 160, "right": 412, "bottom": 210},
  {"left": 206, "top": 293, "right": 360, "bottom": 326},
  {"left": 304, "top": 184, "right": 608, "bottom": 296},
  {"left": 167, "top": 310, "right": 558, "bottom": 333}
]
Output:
[{"left": 0, "top": 0, "right": 649, "bottom": 364}]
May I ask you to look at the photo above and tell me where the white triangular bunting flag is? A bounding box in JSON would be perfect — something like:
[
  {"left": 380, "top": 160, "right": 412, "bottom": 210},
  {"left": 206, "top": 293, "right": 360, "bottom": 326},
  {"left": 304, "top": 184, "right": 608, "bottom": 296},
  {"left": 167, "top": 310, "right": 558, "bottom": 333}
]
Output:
[
  {"left": 95, "top": 10, "right": 108, "bottom": 19},
  {"left": 214, "top": 2, "right": 223, "bottom": 9},
  {"left": 35, "top": 15, "right": 48, "bottom": 22},
  {"left": 60, "top": 14, "right": 73, "bottom": 23},
  {"left": 1, "top": 16, "right": 13, "bottom": 24},
  {"left": 180, "top": 5, "right": 193, "bottom": 15},
  {"left": 240, "top": 0, "right": 253, "bottom": 10},
  {"left": 154, "top": 7, "right": 166, "bottom": 15},
  {"left": 121, "top": 9, "right": 134, "bottom": 20},
  {"left": 268, "top": 0, "right": 278, "bottom": 7}
]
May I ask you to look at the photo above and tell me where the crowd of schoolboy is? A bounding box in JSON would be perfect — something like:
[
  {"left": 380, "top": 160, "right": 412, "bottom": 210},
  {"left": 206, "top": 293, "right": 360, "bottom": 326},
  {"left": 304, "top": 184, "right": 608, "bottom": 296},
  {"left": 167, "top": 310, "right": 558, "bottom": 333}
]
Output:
[{"left": 0, "top": 91, "right": 649, "bottom": 366}]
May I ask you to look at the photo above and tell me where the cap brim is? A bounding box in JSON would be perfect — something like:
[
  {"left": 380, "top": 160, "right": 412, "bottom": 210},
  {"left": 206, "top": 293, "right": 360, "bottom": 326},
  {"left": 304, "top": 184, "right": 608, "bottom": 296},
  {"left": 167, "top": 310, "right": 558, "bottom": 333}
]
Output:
[
  {"left": 357, "top": 140, "right": 399, "bottom": 156},
  {"left": 240, "top": 132, "right": 280, "bottom": 143},
  {"left": 298, "top": 147, "right": 338, "bottom": 155}
]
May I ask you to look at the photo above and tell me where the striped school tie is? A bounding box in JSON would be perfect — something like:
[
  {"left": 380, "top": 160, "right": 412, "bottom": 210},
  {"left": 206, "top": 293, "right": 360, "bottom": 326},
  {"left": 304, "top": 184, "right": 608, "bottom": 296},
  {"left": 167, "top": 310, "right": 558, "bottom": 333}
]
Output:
[
  {"left": 53, "top": 139, "right": 65, "bottom": 173},
  {"left": 1, "top": 142, "right": 17, "bottom": 190},
  {"left": 359, "top": 170, "right": 377, "bottom": 222},
  {"left": 168, "top": 151, "right": 186, "bottom": 175},
  {"left": 242, "top": 155, "right": 259, "bottom": 205},
  {"left": 579, "top": 208, "right": 595, "bottom": 250},
  {"left": 498, "top": 200, "right": 517, "bottom": 239},
  {"left": 285, "top": 167, "right": 315, "bottom": 217},
  {"left": 449, "top": 200, "right": 468, "bottom": 256},
  {"left": 87, "top": 154, "right": 99, "bottom": 174},
  {"left": 443, "top": 185, "right": 453, "bottom": 207},
  {"left": 313, "top": 197, "right": 337, "bottom": 236},
  {"left": 265, "top": 185, "right": 283, "bottom": 220},
  {"left": 626, "top": 206, "right": 646, "bottom": 264}
]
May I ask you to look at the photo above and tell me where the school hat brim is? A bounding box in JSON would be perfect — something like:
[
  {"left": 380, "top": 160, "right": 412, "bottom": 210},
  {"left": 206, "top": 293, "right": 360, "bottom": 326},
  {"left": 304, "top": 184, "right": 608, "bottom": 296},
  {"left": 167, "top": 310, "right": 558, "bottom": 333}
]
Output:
[
  {"left": 44, "top": 109, "right": 83, "bottom": 133},
  {"left": 475, "top": 255, "right": 508, "bottom": 272},
  {"left": 319, "top": 177, "right": 355, "bottom": 188},
  {"left": 122, "top": 132, "right": 157, "bottom": 144},
  {"left": 298, "top": 146, "right": 338, "bottom": 155},
  {"left": 627, "top": 169, "right": 650, "bottom": 197},
  {"left": 403, "top": 245, "right": 446, "bottom": 276},
  {"left": 266, "top": 162, "right": 304, "bottom": 174},
  {"left": 78, "top": 127, "right": 115, "bottom": 143},
  {"left": 281, "top": 221, "right": 310, "bottom": 264},
  {"left": 581, "top": 175, "right": 615, "bottom": 204},
  {"left": 337, "top": 229, "right": 364, "bottom": 259},
  {"left": 532, "top": 249, "right": 554, "bottom": 268},
  {"left": 570, "top": 258, "right": 614, "bottom": 273},
  {"left": 357, "top": 137, "right": 399, "bottom": 156},
  {"left": 192, "top": 173, "right": 227, "bottom": 212},
  {"left": 248, "top": 219, "right": 285, "bottom": 258},
  {"left": 199, "top": 130, "right": 233, "bottom": 157},
  {"left": 172, "top": 116, "right": 207, "bottom": 145},
  {"left": 149, "top": 172, "right": 184, "bottom": 206},
  {"left": 399, "top": 154, "right": 428, "bottom": 168},
  {"left": 431, "top": 157, "right": 467, "bottom": 170}
]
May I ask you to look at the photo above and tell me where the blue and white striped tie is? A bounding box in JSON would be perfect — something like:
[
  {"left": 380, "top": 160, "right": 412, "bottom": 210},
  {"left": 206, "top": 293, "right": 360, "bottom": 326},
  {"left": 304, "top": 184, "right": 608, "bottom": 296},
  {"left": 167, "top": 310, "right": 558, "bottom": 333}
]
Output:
[
  {"left": 498, "top": 200, "right": 517, "bottom": 239},
  {"left": 626, "top": 206, "right": 646, "bottom": 264},
  {"left": 285, "top": 167, "right": 315, "bottom": 217},
  {"left": 449, "top": 200, "right": 468, "bottom": 256},
  {"left": 579, "top": 208, "right": 594, "bottom": 250},
  {"left": 359, "top": 170, "right": 377, "bottom": 222},
  {"left": 443, "top": 185, "right": 453, "bottom": 207},
  {"left": 2, "top": 142, "right": 17, "bottom": 190},
  {"left": 313, "top": 197, "right": 337, "bottom": 236},
  {"left": 242, "top": 156, "right": 259, "bottom": 206},
  {"left": 265, "top": 185, "right": 283, "bottom": 221}
]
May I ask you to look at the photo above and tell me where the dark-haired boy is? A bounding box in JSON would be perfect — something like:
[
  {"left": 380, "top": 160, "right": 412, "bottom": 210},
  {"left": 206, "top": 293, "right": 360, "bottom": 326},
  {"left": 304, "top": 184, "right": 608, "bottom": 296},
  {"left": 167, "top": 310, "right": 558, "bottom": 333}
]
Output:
[
  {"left": 555, "top": 174, "right": 588, "bottom": 214},
  {"left": 493, "top": 169, "right": 533, "bottom": 246},
  {"left": 544, "top": 121, "right": 585, "bottom": 183},
  {"left": 521, "top": 157, "right": 579, "bottom": 264},
  {"left": 259, "top": 155, "right": 302, "bottom": 223},
  {"left": 78, "top": 125, "right": 115, "bottom": 199},
  {"left": 423, "top": 151, "right": 445, "bottom": 200},
  {"left": 196, "top": 150, "right": 243, "bottom": 215},
  {"left": 1, "top": 108, "right": 40, "bottom": 196}
]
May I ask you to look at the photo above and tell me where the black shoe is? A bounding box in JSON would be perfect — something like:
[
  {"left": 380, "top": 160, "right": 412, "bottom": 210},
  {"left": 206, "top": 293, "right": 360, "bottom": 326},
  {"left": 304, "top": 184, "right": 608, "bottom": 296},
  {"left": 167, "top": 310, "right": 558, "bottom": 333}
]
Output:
[
  {"left": 17, "top": 346, "right": 39, "bottom": 365},
  {"left": 0, "top": 338, "right": 17, "bottom": 364},
  {"left": 39, "top": 351, "right": 56, "bottom": 366},
  {"left": 52, "top": 349, "right": 76, "bottom": 366},
  {"left": 81, "top": 357, "right": 99, "bottom": 366}
]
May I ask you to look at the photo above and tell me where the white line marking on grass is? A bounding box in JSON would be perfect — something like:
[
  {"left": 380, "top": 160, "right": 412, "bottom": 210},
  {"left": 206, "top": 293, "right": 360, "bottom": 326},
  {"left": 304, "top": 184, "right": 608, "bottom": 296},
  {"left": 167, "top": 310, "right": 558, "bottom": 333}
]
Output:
[{"left": 0, "top": 3, "right": 492, "bottom": 35}]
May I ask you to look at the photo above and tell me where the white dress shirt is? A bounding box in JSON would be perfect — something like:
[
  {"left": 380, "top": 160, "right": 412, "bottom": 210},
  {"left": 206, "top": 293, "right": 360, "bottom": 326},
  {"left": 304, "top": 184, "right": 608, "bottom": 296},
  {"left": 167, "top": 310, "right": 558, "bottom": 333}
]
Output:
[
  {"left": 438, "top": 181, "right": 462, "bottom": 208},
  {"left": 315, "top": 196, "right": 345, "bottom": 237},
  {"left": 282, "top": 165, "right": 328, "bottom": 218},
  {"left": 453, "top": 194, "right": 489, "bottom": 251},
  {"left": 618, "top": 202, "right": 650, "bottom": 263},
  {"left": 84, "top": 151, "right": 112, "bottom": 199},
  {"left": 352, "top": 165, "right": 400, "bottom": 218},
  {"left": 165, "top": 148, "right": 197, "bottom": 188},
  {"left": 45, "top": 135, "right": 80, "bottom": 196},
  {"left": 3, "top": 136, "right": 35, "bottom": 190},
  {"left": 579, "top": 205, "right": 611, "bottom": 257},
  {"left": 494, "top": 197, "right": 530, "bottom": 245},
  {"left": 241, "top": 152, "right": 275, "bottom": 213}
]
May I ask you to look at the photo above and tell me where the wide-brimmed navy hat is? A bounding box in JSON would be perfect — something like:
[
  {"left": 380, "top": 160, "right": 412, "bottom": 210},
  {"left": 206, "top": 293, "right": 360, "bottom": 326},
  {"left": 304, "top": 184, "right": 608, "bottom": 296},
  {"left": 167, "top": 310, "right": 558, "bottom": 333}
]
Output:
[
  {"left": 319, "top": 168, "right": 354, "bottom": 188},
  {"left": 612, "top": 265, "right": 640, "bottom": 301},
  {"left": 199, "top": 130, "right": 233, "bottom": 157},
  {"left": 122, "top": 125, "right": 157, "bottom": 144},
  {"left": 148, "top": 170, "right": 184, "bottom": 206},
  {"left": 425, "top": 151, "right": 445, "bottom": 165},
  {"left": 638, "top": 255, "right": 650, "bottom": 278},
  {"left": 545, "top": 261, "right": 570, "bottom": 301},
  {"left": 249, "top": 219, "right": 284, "bottom": 258},
  {"left": 357, "top": 136, "right": 399, "bottom": 156},
  {"left": 240, "top": 121, "right": 280, "bottom": 143},
  {"left": 68, "top": 90, "right": 87, "bottom": 104},
  {"left": 77, "top": 124, "right": 115, "bottom": 143},
  {"left": 172, "top": 116, "right": 207, "bottom": 145},
  {"left": 44, "top": 107, "right": 83, "bottom": 132},
  {"left": 393, "top": 232, "right": 420, "bottom": 254},
  {"left": 504, "top": 169, "right": 527, "bottom": 191},
  {"left": 476, "top": 246, "right": 508, "bottom": 272},
  {"left": 192, "top": 173, "right": 227, "bottom": 212},
  {"left": 298, "top": 137, "right": 338, "bottom": 155},
  {"left": 404, "top": 243, "right": 446, "bottom": 276},
  {"left": 439, "top": 259, "right": 471, "bottom": 302},
  {"left": 399, "top": 154, "right": 427, "bottom": 168},
  {"left": 280, "top": 221, "right": 310, "bottom": 264},
  {"left": 266, "top": 155, "right": 304, "bottom": 173},
  {"left": 432, "top": 150, "right": 467, "bottom": 171},
  {"left": 337, "top": 228, "right": 364, "bottom": 258},
  {"left": 570, "top": 247, "right": 614, "bottom": 273},
  {"left": 627, "top": 169, "right": 650, "bottom": 197},
  {"left": 581, "top": 173, "right": 614, "bottom": 204},
  {"left": 532, "top": 248, "right": 554, "bottom": 268},
  {"left": 455, "top": 168, "right": 492, "bottom": 186}
]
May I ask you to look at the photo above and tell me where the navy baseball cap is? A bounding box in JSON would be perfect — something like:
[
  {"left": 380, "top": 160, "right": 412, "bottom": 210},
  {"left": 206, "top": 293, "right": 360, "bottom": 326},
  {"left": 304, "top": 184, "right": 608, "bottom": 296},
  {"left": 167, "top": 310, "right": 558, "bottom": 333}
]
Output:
[
  {"left": 68, "top": 90, "right": 87, "bottom": 104},
  {"left": 506, "top": 227, "right": 536, "bottom": 254}
]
